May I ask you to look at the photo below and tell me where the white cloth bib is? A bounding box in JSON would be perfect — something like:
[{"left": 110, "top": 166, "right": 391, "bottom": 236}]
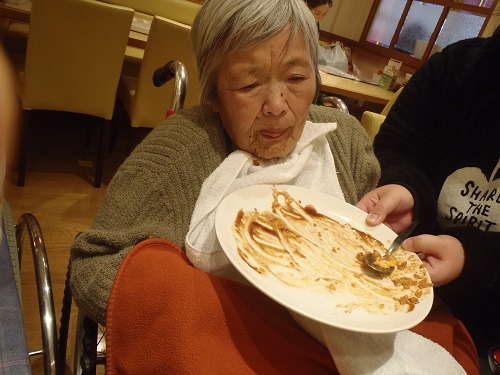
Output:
[{"left": 185, "top": 121, "right": 343, "bottom": 277}]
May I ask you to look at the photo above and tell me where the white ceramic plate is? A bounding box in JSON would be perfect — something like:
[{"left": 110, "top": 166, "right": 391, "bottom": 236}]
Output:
[{"left": 215, "top": 184, "right": 433, "bottom": 333}]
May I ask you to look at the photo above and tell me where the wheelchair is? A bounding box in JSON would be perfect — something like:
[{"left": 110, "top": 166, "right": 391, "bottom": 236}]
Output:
[
  {"left": 1, "top": 200, "right": 60, "bottom": 375},
  {"left": 55, "top": 61, "right": 349, "bottom": 375},
  {"left": 65, "top": 61, "right": 350, "bottom": 374}
]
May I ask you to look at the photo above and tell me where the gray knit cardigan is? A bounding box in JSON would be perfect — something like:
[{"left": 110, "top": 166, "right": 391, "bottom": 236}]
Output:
[{"left": 70, "top": 104, "right": 380, "bottom": 324}]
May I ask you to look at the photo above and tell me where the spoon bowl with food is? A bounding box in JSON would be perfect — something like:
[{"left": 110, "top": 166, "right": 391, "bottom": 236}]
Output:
[{"left": 364, "top": 220, "right": 419, "bottom": 273}]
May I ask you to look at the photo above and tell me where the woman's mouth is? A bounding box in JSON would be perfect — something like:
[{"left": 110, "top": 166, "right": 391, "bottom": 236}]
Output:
[{"left": 260, "top": 128, "right": 289, "bottom": 139}]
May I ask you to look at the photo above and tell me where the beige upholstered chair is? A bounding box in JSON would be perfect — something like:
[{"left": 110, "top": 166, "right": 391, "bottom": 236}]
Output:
[
  {"left": 360, "top": 86, "right": 403, "bottom": 142},
  {"left": 117, "top": 15, "right": 200, "bottom": 152},
  {"left": 17, "top": 0, "right": 134, "bottom": 188},
  {"left": 101, "top": 0, "right": 201, "bottom": 25},
  {"left": 105, "top": 0, "right": 202, "bottom": 80}
]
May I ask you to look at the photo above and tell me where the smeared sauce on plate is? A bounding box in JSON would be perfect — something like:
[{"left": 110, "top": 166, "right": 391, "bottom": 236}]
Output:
[{"left": 233, "top": 187, "right": 432, "bottom": 314}]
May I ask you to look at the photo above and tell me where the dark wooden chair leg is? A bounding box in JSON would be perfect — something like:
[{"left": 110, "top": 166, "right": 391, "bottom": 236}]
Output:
[
  {"left": 126, "top": 127, "right": 151, "bottom": 157},
  {"left": 108, "top": 100, "right": 123, "bottom": 154},
  {"left": 94, "top": 118, "right": 110, "bottom": 188},
  {"left": 17, "top": 110, "right": 30, "bottom": 186},
  {"left": 84, "top": 122, "right": 92, "bottom": 148},
  {"left": 125, "top": 126, "right": 136, "bottom": 157}
]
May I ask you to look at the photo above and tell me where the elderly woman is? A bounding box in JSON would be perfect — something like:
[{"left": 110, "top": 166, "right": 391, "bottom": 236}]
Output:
[
  {"left": 70, "top": 0, "right": 478, "bottom": 373},
  {"left": 71, "top": 0, "right": 377, "bottom": 326}
]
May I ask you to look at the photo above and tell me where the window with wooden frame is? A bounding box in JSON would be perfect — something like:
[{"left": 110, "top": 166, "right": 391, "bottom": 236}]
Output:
[{"left": 360, "top": 0, "right": 499, "bottom": 69}]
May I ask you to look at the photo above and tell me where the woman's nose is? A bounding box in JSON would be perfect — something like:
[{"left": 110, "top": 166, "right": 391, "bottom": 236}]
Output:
[{"left": 262, "top": 86, "right": 287, "bottom": 116}]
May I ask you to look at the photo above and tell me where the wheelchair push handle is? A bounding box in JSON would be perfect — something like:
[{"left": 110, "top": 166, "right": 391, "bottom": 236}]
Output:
[
  {"left": 152, "top": 60, "right": 188, "bottom": 117},
  {"left": 153, "top": 60, "right": 176, "bottom": 87}
]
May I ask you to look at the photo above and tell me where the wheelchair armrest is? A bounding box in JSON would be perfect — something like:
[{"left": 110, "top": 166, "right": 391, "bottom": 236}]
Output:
[{"left": 320, "top": 95, "right": 349, "bottom": 115}]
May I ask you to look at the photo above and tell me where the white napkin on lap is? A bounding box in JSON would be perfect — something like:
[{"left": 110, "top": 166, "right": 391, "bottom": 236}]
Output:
[
  {"left": 290, "top": 310, "right": 466, "bottom": 375},
  {"left": 322, "top": 326, "right": 466, "bottom": 375},
  {"left": 185, "top": 121, "right": 343, "bottom": 277}
]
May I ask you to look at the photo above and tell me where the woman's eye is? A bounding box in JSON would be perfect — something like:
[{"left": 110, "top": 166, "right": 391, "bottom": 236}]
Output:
[
  {"left": 289, "top": 76, "right": 305, "bottom": 83},
  {"left": 240, "top": 83, "right": 259, "bottom": 91}
]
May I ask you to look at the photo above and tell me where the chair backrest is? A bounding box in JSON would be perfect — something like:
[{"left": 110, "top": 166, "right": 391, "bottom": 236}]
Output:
[
  {"left": 22, "top": 0, "right": 134, "bottom": 120},
  {"left": 380, "top": 86, "right": 403, "bottom": 116},
  {"left": 360, "top": 111, "right": 385, "bottom": 142},
  {"left": 360, "top": 86, "right": 404, "bottom": 142},
  {"left": 101, "top": 0, "right": 201, "bottom": 25},
  {"left": 127, "top": 15, "right": 200, "bottom": 128}
]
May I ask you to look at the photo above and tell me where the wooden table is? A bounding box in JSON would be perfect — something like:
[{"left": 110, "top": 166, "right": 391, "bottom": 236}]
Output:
[
  {"left": 319, "top": 70, "right": 394, "bottom": 105},
  {"left": 0, "top": 1, "right": 30, "bottom": 22}
]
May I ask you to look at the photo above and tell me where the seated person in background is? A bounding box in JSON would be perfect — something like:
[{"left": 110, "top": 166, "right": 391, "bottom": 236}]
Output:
[
  {"left": 356, "top": 23, "right": 500, "bottom": 361},
  {"left": 306, "top": 0, "right": 332, "bottom": 28},
  {"left": 71, "top": 0, "right": 479, "bottom": 373},
  {"left": 305, "top": 0, "right": 353, "bottom": 73}
]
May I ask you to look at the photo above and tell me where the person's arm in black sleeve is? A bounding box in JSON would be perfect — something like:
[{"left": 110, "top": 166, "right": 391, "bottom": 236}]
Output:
[{"left": 373, "top": 49, "right": 455, "bottom": 234}]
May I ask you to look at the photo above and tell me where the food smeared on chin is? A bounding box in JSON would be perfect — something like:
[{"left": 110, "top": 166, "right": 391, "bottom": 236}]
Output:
[{"left": 233, "top": 187, "right": 433, "bottom": 314}]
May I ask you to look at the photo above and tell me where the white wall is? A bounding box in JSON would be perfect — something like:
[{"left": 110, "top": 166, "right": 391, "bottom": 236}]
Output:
[{"left": 320, "top": 0, "right": 374, "bottom": 41}]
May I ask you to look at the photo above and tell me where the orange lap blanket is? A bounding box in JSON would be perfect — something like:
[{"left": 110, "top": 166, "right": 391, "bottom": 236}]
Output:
[{"left": 105, "top": 238, "right": 479, "bottom": 375}]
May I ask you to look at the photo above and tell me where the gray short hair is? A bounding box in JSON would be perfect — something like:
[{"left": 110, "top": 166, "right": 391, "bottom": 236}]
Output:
[{"left": 191, "top": 0, "right": 320, "bottom": 107}]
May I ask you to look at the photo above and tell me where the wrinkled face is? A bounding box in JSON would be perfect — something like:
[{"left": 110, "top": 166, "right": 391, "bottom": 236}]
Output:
[
  {"left": 310, "top": 4, "right": 330, "bottom": 22},
  {"left": 212, "top": 30, "right": 316, "bottom": 159}
]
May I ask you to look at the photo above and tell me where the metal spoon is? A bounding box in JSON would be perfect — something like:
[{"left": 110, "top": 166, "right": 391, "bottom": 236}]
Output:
[{"left": 364, "top": 220, "right": 419, "bottom": 273}]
